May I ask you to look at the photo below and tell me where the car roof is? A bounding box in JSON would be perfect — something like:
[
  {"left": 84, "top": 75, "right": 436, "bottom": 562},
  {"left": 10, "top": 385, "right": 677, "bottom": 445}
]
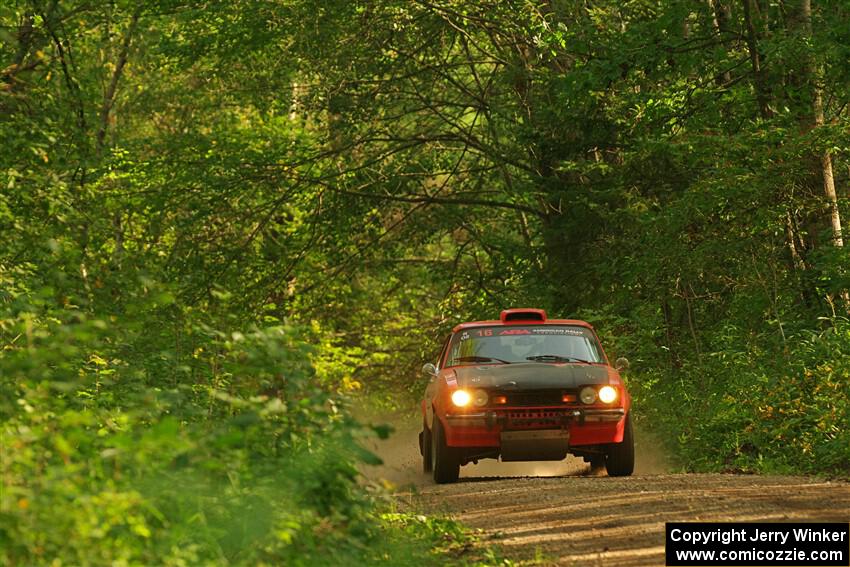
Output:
[{"left": 451, "top": 319, "right": 595, "bottom": 333}]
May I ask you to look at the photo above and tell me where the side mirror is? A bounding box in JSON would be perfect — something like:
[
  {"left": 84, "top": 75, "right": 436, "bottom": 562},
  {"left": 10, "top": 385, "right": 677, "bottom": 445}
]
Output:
[
  {"left": 614, "top": 357, "right": 630, "bottom": 372},
  {"left": 422, "top": 363, "right": 438, "bottom": 377}
]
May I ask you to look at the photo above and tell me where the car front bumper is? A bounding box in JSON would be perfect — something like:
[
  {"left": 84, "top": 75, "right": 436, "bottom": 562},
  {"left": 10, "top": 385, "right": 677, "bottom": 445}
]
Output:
[{"left": 442, "top": 407, "right": 627, "bottom": 447}]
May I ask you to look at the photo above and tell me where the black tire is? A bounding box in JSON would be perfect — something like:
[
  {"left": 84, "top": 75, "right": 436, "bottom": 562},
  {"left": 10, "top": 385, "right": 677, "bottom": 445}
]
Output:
[
  {"left": 421, "top": 422, "right": 433, "bottom": 473},
  {"left": 431, "top": 417, "right": 460, "bottom": 484},
  {"left": 605, "top": 413, "right": 635, "bottom": 477}
]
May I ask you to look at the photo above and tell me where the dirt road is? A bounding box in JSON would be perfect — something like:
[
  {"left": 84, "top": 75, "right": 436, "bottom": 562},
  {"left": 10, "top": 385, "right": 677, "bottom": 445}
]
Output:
[
  {"left": 414, "top": 474, "right": 850, "bottom": 566},
  {"left": 362, "top": 413, "right": 850, "bottom": 566}
]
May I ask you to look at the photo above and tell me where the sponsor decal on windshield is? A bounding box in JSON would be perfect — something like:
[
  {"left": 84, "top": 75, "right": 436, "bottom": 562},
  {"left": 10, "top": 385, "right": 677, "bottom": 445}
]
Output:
[
  {"left": 532, "top": 328, "right": 584, "bottom": 335},
  {"left": 458, "top": 327, "right": 588, "bottom": 339}
]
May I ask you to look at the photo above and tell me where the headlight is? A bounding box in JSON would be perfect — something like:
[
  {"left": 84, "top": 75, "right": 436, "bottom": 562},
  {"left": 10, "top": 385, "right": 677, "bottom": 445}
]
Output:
[
  {"left": 598, "top": 385, "right": 618, "bottom": 404},
  {"left": 451, "top": 390, "right": 471, "bottom": 407},
  {"left": 472, "top": 389, "right": 488, "bottom": 407},
  {"left": 579, "top": 386, "right": 597, "bottom": 404}
]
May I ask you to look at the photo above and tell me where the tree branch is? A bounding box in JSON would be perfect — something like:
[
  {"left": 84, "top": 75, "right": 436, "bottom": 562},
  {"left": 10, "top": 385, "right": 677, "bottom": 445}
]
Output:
[
  {"left": 334, "top": 188, "right": 546, "bottom": 218},
  {"left": 96, "top": 7, "right": 142, "bottom": 153}
]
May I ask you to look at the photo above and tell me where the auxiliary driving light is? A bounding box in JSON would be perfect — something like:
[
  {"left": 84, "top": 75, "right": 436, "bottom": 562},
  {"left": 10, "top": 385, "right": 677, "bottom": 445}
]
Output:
[
  {"left": 598, "top": 385, "right": 618, "bottom": 404},
  {"left": 579, "top": 386, "right": 598, "bottom": 404},
  {"left": 451, "top": 390, "right": 471, "bottom": 407},
  {"left": 472, "top": 389, "right": 488, "bottom": 407}
]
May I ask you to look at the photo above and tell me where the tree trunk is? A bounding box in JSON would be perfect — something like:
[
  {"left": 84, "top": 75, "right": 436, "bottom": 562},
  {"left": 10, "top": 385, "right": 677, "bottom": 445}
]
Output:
[
  {"left": 742, "top": 0, "right": 773, "bottom": 118},
  {"left": 812, "top": 92, "right": 844, "bottom": 248},
  {"left": 784, "top": 0, "right": 848, "bottom": 308},
  {"left": 709, "top": 0, "right": 732, "bottom": 86}
]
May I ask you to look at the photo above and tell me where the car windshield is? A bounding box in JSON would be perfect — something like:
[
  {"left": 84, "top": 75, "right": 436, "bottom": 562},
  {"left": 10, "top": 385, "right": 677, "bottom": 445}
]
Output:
[{"left": 445, "top": 325, "right": 604, "bottom": 366}]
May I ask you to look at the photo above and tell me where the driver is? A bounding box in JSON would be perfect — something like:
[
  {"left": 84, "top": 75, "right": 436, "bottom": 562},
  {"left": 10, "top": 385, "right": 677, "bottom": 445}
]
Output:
[{"left": 506, "top": 335, "right": 544, "bottom": 361}]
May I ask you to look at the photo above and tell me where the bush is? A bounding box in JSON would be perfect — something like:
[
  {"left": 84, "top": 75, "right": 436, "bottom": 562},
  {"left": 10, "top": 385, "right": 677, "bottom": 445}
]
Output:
[
  {"left": 0, "top": 297, "right": 472, "bottom": 565},
  {"left": 631, "top": 320, "right": 850, "bottom": 476}
]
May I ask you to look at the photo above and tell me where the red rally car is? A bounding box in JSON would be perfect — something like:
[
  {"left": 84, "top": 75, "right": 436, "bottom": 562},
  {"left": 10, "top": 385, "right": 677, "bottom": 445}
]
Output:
[{"left": 419, "top": 308, "right": 634, "bottom": 483}]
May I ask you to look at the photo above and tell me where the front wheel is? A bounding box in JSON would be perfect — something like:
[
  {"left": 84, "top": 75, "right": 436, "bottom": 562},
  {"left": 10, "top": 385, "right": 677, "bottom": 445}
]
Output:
[
  {"left": 605, "top": 413, "right": 635, "bottom": 477},
  {"left": 431, "top": 417, "right": 460, "bottom": 484}
]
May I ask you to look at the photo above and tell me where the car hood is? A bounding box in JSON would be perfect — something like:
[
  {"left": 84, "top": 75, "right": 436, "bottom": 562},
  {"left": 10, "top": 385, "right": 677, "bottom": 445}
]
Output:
[{"left": 452, "top": 362, "right": 611, "bottom": 390}]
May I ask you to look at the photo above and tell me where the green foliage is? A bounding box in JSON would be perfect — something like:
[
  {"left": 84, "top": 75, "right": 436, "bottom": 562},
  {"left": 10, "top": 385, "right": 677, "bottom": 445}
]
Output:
[
  {"left": 2, "top": 0, "right": 850, "bottom": 563},
  {"left": 628, "top": 320, "right": 850, "bottom": 476},
  {"left": 0, "top": 300, "right": 480, "bottom": 565}
]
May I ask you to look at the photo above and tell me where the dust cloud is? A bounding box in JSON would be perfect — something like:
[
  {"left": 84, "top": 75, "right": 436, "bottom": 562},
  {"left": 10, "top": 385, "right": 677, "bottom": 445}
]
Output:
[
  {"left": 357, "top": 405, "right": 673, "bottom": 490},
  {"left": 632, "top": 420, "right": 675, "bottom": 475}
]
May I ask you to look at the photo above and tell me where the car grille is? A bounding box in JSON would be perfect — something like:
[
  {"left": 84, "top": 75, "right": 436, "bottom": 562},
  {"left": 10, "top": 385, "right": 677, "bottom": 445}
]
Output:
[{"left": 495, "top": 389, "right": 572, "bottom": 406}]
